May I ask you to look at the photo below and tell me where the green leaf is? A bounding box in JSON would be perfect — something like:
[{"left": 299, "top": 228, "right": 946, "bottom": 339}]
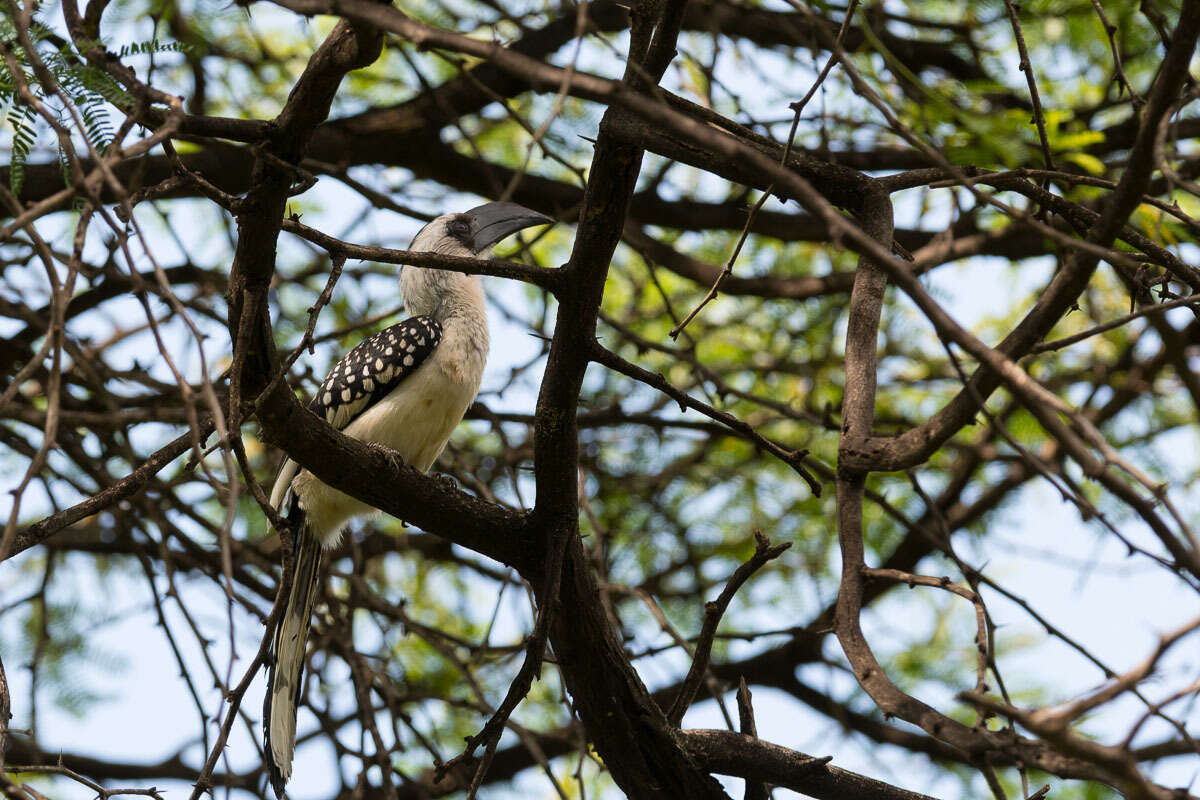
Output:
[{"left": 1061, "top": 152, "right": 1107, "bottom": 176}]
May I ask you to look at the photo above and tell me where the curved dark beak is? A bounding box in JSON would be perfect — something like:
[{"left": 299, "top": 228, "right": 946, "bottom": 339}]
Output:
[{"left": 466, "top": 202, "right": 552, "bottom": 252}]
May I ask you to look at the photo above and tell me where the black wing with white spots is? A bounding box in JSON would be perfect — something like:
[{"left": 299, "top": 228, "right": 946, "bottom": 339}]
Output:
[{"left": 309, "top": 316, "right": 442, "bottom": 431}]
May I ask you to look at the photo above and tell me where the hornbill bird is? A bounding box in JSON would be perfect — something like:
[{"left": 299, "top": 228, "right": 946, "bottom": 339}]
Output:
[{"left": 263, "top": 202, "right": 550, "bottom": 797}]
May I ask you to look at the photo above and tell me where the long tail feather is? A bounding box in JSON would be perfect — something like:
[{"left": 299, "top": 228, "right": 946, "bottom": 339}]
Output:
[{"left": 264, "top": 500, "right": 322, "bottom": 798}]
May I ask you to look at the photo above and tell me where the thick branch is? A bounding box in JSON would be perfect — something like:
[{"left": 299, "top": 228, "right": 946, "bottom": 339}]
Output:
[{"left": 684, "top": 729, "right": 941, "bottom": 800}]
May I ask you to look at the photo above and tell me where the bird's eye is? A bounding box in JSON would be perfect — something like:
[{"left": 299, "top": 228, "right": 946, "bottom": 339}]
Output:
[{"left": 447, "top": 216, "right": 473, "bottom": 246}]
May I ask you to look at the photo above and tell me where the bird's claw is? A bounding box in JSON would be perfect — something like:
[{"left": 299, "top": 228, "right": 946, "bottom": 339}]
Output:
[
  {"left": 366, "top": 442, "right": 405, "bottom": 471},
  {"left": 435, "top": 473, "right": 458, "bottom": 490}
]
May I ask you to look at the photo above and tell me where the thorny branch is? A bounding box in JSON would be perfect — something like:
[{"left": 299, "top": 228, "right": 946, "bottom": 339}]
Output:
[{"left": 3, "top": 0, "right": 1200, "bottom": 799}]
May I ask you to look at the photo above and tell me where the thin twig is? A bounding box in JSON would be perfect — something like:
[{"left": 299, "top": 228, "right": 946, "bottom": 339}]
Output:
[
  {"left": 669, "top": 0, "right": 860, "bottom": 339},
  {"left": 1028, "top": 295, "right": 1200, "bottom": 354},
  {"left": 667, "top": 532, "right": 790, "bottom": 725},
  {"left": 736, "top": 678, "right": 769, "bottom": 800},
  {"left": 1001, "top": 0, "right": 1055, "bottom": 175}
]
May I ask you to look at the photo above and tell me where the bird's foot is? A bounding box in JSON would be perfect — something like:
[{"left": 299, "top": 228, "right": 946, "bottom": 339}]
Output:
[
  {"left": 435, "top": 473, "right": 458, "bottom": 490},
  {"left": 366, "top": 442, "right": 405, "bottom": 472}
]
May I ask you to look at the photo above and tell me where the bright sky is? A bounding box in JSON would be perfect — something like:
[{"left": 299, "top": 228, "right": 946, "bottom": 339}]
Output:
[{"left": 3, "top": 3, "right": 1199, "bottom": 799}]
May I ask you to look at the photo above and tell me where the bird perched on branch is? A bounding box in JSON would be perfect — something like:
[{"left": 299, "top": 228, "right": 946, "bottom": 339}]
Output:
[{"left": 262, "top": 201, "right": 550, "bottom": 797}]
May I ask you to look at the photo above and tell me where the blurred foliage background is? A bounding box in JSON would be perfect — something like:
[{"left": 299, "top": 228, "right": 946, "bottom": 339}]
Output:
[{"left": 1, "top": 0, "right": 1198, "bottom": 798}]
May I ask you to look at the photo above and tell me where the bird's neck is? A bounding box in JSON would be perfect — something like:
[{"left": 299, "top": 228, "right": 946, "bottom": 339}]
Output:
[
  {"left": 401, "top": 267, "right": 485, "bottom": 324},
  {"left": 401, "top": 268, "right": 489, "bottom": 372}
]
